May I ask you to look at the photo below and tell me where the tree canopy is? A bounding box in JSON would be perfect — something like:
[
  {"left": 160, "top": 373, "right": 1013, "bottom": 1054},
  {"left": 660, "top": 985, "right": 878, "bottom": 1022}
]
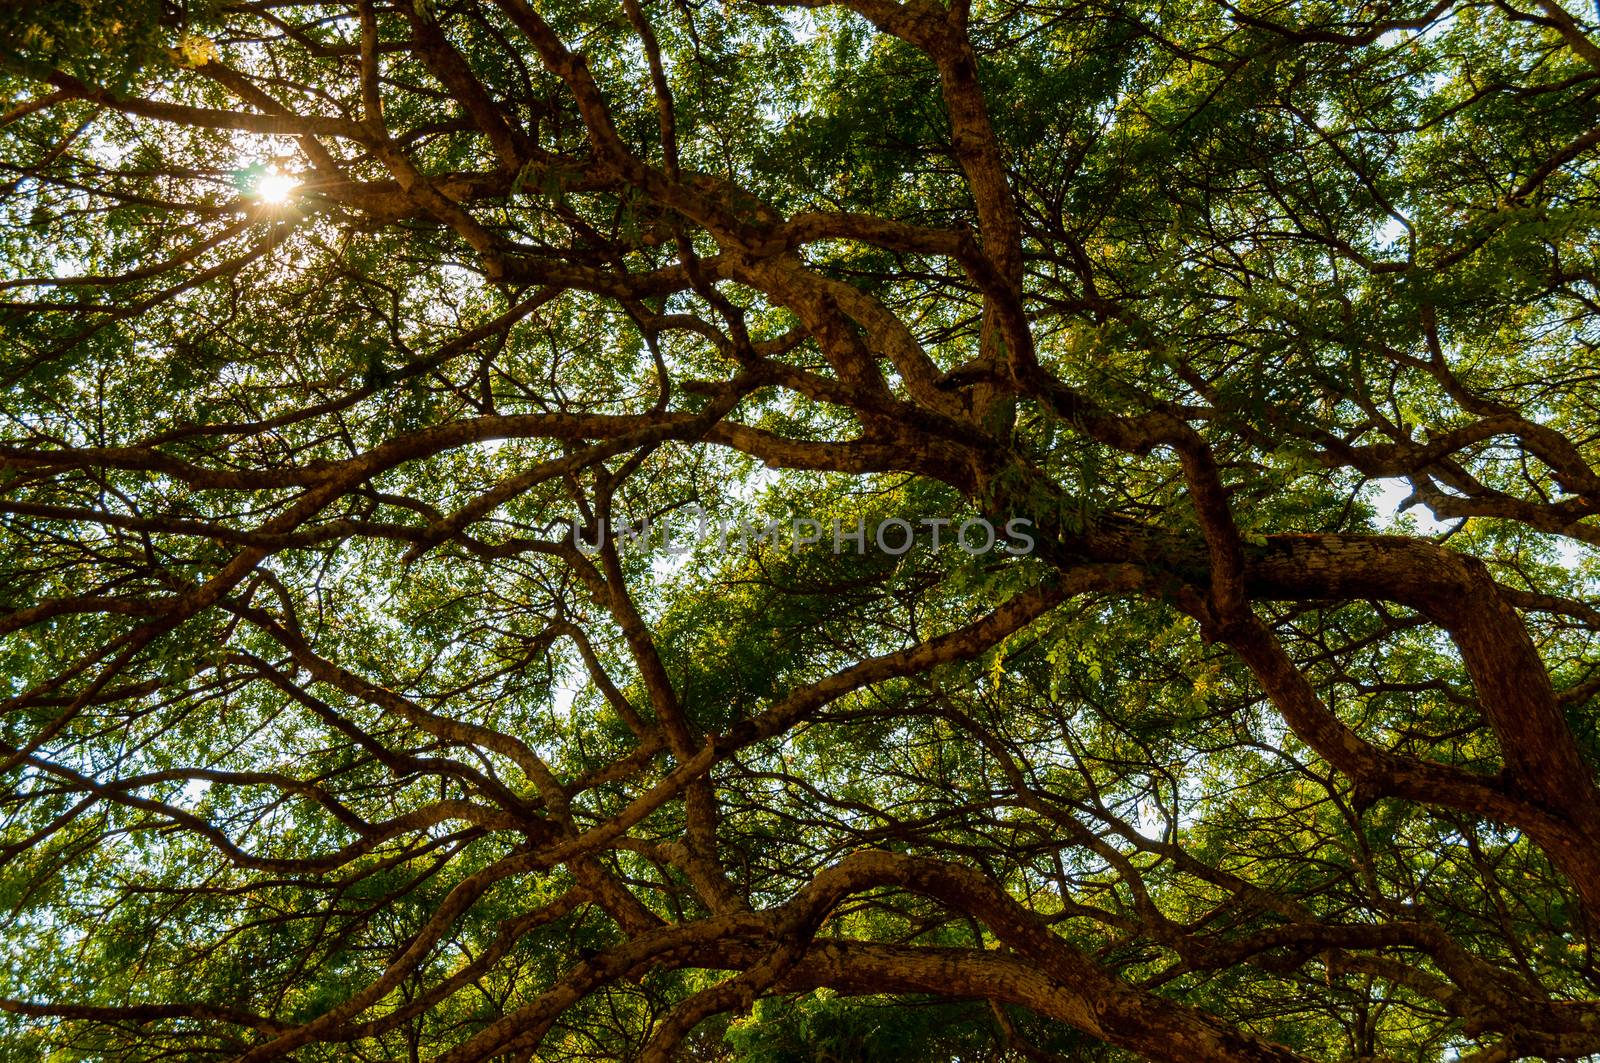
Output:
[{"left": 1, "top": 0, "right": 1599, "bottom": 1058}]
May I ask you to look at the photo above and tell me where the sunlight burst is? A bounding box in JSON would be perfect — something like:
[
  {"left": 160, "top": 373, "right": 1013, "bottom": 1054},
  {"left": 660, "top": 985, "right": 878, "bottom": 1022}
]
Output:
[{"left": 255, "top": 170, "right": 299, "bottom": 204}]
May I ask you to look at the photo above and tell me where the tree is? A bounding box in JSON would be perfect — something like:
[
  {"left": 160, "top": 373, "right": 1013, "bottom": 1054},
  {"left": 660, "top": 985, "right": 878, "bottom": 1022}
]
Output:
[{"left": 0, "top": 0, "right": 1597, "bottom": 1057}]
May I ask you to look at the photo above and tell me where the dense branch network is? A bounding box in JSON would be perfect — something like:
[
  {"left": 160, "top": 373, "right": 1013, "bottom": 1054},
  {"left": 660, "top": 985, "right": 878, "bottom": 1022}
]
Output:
[{"left": 1, "top": 0, "right": 1598, "bottom": 1059}]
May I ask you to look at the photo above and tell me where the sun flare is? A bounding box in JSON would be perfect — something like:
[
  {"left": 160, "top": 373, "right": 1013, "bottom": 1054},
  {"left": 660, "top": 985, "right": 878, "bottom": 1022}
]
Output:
[{"left": 255, "top": 171, "right": 298, "bottom": 204}]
